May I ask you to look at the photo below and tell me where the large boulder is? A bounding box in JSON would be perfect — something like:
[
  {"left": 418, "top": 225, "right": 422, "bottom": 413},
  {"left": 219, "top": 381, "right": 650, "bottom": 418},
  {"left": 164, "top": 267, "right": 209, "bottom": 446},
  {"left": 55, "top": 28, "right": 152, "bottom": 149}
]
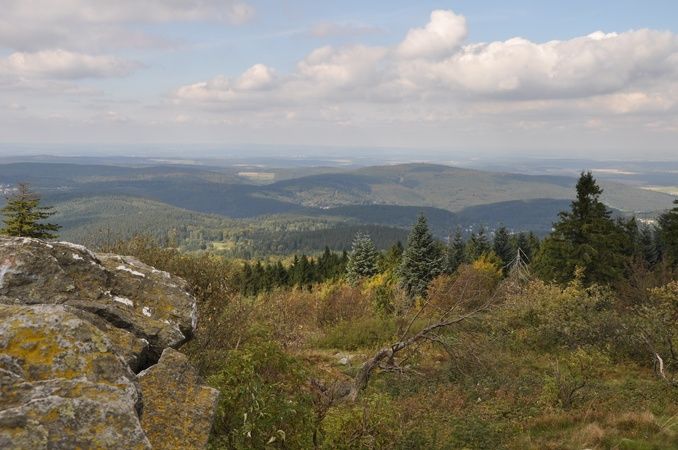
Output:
[
  {"left": 0, "top": 238, "right": 218, "bottom": 449},
  {"left": 0, "top": 238, "right": 196, "bottom": 359},
  {"left": 138, "top": 348, "right": 219, "bottom": 450}
]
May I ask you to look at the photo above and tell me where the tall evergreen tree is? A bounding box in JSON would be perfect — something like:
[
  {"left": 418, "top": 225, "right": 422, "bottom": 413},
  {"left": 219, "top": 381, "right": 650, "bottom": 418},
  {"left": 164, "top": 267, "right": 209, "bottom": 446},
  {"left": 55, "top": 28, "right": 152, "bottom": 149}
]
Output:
[
  {"left": 466, "top": 226, "right": 491, "bottom": 261},
  {"left": 639, "top": 225, "right": 661, "bottom": 267},
  {"left": 493, "top": 226, "right": 514, "bottom": 271},
  {"left": 346, "top": 232, "right": 379, "bottom": 283},
  {"left": 446, "top": 228, "right": 466, "bottom": 274},
  {"left": 533, "top": 171, "right": 629, "bottom": 285},
  {"left": 514, "top": 232, "right": 538, "bottom": 262},
  {"left": 1, "top": 183, "right": 61, "bottom": 239},
  {"left": 658, "top": 200, "right": 678, "bottom": 266},
  {"left": 398, "top": 215, "right": 445, "bottom": 298}
]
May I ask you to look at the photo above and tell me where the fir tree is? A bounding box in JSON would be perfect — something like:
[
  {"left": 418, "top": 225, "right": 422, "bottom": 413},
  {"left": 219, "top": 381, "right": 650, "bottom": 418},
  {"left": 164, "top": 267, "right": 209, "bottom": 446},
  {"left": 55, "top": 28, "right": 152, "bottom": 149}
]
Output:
[
  {"left": 533, "top": 172, "right": 629, "bottom": 285},
  {"left": 346, "top": 232, "right": 379, "bottom": 284},
  {"left": 1, "top": 183, "right": 61, "bottom": 239},
  {"left": 398, "top": 215, "right": 445, "bottom": 298}
]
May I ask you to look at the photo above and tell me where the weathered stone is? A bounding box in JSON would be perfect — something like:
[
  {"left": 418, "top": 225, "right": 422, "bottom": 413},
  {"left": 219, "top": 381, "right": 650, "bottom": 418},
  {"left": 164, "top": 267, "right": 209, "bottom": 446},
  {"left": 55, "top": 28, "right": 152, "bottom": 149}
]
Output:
[
  {"left": 0, "top": 304, "right": 150, "bottom": 449},
  {"left": 0, "top": 239, "right": 218, "bottom": 449},
  {"left": 0, "top": 237, "right": 197, "bottom": 360},
  {"left": 138, "top": 348, "right": 219, "bottom": 450}
]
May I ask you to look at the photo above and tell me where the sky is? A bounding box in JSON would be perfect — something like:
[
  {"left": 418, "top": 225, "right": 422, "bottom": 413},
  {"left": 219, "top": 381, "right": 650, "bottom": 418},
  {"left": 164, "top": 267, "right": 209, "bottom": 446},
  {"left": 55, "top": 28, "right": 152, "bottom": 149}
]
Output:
[{"left": 1, "top": 0, "right": 677, "bottom": 158}]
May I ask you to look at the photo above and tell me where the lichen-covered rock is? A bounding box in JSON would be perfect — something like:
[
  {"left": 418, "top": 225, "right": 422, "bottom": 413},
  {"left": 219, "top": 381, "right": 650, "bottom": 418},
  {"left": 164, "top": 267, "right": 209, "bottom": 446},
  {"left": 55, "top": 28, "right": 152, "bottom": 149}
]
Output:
[
  {"left": 138, "top": 348, "right": 219, "bottom": 450},
  {"left": 0, "top": 304, "right": 150, "bottom": 449},
  {"left": 0, "top": 237, "right": 197, "bottom": 359},
  {"left": 0, "top": 239, "right": 217, "bottom": 449}
]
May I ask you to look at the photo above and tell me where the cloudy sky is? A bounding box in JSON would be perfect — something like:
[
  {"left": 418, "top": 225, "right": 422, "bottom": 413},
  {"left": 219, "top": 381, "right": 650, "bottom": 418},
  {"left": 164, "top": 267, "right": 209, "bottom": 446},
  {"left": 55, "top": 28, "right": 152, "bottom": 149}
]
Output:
[{"left": 1, "top": 0, "right": 677, "bottom": 158}]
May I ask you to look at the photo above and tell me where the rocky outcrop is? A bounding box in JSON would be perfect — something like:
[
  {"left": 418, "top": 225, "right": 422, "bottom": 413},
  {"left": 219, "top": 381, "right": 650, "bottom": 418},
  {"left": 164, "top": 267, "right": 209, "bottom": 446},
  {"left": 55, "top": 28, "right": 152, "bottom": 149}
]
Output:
[
  {"left": 0, "top": 238, "right": 217, "bottom": 449},
  {"left": 138, "top": 349, "right": 219, "bottom": 449}
]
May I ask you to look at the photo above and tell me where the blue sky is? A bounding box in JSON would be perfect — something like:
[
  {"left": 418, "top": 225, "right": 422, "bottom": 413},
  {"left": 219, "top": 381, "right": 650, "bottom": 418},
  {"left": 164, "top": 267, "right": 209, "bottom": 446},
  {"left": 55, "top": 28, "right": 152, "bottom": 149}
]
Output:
[{"left": 1, "top": 1, "right": 677, "bottom": 158}]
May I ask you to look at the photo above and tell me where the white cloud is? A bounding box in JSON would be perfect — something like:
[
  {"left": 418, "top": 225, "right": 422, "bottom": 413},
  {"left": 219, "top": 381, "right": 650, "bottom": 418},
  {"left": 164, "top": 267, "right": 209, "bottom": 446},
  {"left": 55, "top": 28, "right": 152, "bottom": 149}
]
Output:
[
  {"left": 3, "top": 0, "right": 254, "bottom": 25},
  {"left": 173, "top": 10, "right": 678, "bottom": 125},
  {"left": 0, "top": 0, "right": 255, "bottom": 51},
  {"left": 0, "top": 50, "right": 139, "bottom": 79},
  {"left": 419, "top": 29, "right": 678, "bottom": 99},
  {"left": 397, "top": 10, "right": 467, "bottom": 59},
  {"left": 236, "top": 64, "right": 276, "bottom": 90}
]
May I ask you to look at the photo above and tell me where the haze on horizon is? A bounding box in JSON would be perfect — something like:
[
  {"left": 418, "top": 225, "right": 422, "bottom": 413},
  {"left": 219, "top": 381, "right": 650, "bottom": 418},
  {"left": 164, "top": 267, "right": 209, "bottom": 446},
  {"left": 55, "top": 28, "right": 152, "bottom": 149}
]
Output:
[{"left": 1, "top": 1, "right": 677, "bottom": 159}]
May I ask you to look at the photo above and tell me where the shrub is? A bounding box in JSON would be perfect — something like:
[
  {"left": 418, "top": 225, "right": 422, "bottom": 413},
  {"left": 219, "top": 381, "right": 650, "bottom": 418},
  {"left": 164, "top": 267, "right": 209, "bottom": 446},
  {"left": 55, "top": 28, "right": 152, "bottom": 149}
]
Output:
[
  {"left": 207, "top": 338, "right": 314, "bottom": 449},
  {"left": 541, "top": 347, "right": 608, "bottom": 409},
  {"left": 321, "top": 393, "right": 403, "bottom": 449},
  {"left": 316, "top": 281, "right": 370, "bottom": 326}
]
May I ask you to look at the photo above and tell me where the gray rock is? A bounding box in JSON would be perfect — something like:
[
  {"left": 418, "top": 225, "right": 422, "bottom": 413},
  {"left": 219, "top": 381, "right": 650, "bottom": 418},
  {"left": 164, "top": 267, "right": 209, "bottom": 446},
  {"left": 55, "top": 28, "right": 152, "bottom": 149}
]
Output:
[
  {"left": 0, "top": 237, "right": 197, "bottom": 360},
  {"left": 0, "top": 239, "right": 219, "bottom": 449}
]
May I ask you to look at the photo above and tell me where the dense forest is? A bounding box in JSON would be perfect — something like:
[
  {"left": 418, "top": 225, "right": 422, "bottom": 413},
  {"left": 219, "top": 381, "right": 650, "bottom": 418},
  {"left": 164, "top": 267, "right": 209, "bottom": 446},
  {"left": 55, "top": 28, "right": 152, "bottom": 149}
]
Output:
[{"left": 4, "top": 172, "right": 678, "bottom": 448}]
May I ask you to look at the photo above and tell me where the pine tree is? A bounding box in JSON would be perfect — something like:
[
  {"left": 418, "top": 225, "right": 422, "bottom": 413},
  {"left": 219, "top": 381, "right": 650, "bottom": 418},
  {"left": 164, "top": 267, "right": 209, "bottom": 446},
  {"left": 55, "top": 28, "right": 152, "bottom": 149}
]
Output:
[
  {"left": 346, "top": 232, "right": 379, "bottom": 284},
  {"left": 398, "top": 215, "right": 445, "bottom": 298},
  {"left": 446, "top": 228, "right": 466, "bottom": 274},
  {"left": 658, "top": 200, "right": 678, "bottom": 266},
  {"left": 533, "top": 172, "right": 629, "bottom": 285},
  {"left": 1, "top": 183, "right": 61, "bottom": 239}
]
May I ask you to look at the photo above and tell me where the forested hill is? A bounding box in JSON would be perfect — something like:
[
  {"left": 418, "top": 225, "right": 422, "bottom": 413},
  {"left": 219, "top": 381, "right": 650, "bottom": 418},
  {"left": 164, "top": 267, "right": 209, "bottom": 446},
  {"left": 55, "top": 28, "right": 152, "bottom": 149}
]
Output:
[{"left": 0, "top": 161, "right": 674, "bottom": 256}]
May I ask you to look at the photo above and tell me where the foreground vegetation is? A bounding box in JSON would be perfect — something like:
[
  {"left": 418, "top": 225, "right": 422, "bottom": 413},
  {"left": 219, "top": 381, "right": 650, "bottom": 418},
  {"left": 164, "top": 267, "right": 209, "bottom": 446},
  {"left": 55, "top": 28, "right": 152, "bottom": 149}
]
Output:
[{"left": 99, "top": 174, "right": 678, "bottom": 449}]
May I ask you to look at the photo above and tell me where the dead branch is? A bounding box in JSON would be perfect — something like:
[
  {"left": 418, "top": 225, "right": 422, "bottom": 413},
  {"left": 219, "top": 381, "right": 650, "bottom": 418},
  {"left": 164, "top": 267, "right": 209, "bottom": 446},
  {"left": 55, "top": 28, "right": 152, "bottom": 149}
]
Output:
[{"left": 348, "top": 295, "right": 494, "bottom": 402}]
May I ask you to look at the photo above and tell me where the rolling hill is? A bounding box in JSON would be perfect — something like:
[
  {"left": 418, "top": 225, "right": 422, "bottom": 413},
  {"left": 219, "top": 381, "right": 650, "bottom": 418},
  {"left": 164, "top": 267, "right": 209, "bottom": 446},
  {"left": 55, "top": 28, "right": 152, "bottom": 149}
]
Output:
[{"left": 1, "top": 161, "right": 675, "bottom": 256}]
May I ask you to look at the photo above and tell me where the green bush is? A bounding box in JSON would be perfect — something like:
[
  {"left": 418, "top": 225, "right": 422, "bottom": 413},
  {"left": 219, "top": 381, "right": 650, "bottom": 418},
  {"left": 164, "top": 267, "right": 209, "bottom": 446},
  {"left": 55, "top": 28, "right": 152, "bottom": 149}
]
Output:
[
  {"left": 321, "top": 393, "right": 403, "bottom": 449},
  {"left": 207, "top": 338, "right": 314, "bottom": 449}
]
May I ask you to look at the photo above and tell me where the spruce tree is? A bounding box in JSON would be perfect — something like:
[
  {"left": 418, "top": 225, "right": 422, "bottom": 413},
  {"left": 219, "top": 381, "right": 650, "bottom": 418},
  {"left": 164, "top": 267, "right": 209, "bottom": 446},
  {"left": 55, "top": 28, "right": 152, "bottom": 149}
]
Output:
[
  {"left": 658, "top": 200, "right": 678, "bottom": 266},
  {"left": 346, "top": 232, "right": 379, "bottom": 283},
  {"left": 493, "top": 226, "right": 514, "bottom": 271},
  {"left": 515, "top": 233, "right": 531, "bottom": 261},
  {"left": 380, "top": 241, "right": 404, "bottom": 272},
  {"left": 398, "top": 215, "right": 445, "bottom": 298},
  {"left": 1, "top": 183, "right": 61, "bottom": 239},
  {"left": 446, "top": 228, "right": 466, "bottom": 273},
  {"left": 466, "top": 226, "right": 491, "bottom": 261},
  {"left": 533, "top": 172, "right": 628, "bottom": 285},
  {"left": 639, "top": 225, "right": 660, "bottom": 267}
]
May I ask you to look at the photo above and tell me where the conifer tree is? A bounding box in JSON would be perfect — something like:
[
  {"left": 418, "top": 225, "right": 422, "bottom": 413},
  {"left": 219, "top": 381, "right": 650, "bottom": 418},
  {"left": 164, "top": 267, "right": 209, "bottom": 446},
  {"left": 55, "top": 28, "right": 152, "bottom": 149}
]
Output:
[
  {"left": 493, "top": 226, "right": 514, "bottom": 271},
  {"left": 380, "top": 241, "right": 404, "bottom": 272},
  {"left": 658, "top": 200, "right": 678, "bottom": 266},
  {"left": 639, "top": 225, "right": 661, "bottom": 267},
  {"left": 446, "top": 228, "right": 466, "bottom": 273},
  {"left": 398, "top": 215, "right": 445, "bottom": 298},
  {"left": 466, "top": 226, "right": 491, "bottom": 261},
  {"left": 346, "top": 232, "right": 379, "bottom": 283},
  {"left": 1, "top": 183, "right": 61, "bottom": 239},
  {"left": 533, "top": 171, "right": 628, "bottom": 285}
]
